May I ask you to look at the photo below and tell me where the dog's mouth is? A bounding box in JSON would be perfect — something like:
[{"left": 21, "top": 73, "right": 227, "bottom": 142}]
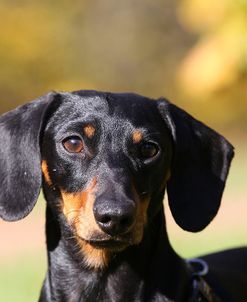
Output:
[
  {"left": 73, "top": 218, "right": 145, "bottom": 253},
  {"left": 76, "top": 232, "right": 134, "bottom": 251},
  {"left": 86, "top": 238, "right": 130, "bottom": 251}
]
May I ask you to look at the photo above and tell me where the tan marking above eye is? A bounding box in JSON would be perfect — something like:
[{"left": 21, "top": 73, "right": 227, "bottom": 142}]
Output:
[
  {"left": 132, "top": 130, "right": 143, "bottom": 144},
  {"left": 41, "top": 160, "right": 52, "bottom": 186},
  {"left": 83, "top": 124, "right": 96, "bottom": 138}
]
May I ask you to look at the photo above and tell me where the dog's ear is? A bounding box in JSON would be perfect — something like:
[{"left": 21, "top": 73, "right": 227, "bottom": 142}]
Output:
[
  {"left": 158, "top": 99, "right": 234, "bottom": 232},
  {"left": 0, "top": 92, "right": 58, "bottom": 221}
]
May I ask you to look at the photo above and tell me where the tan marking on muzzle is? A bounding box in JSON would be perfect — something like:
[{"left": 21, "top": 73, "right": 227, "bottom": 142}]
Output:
[
  {"left": 41, "top": 160, "right": 52, "bottom": 186},
  {"left": 131, "top": 185, "right": 150, "bottom": 245},
  {"left": 61, "top": 178, "right": 110, "bottom": 269}
]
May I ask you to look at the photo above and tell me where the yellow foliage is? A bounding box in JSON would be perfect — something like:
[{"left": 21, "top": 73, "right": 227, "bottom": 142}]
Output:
[
  {"left": 0, "top": 5, "right": 55, "bottom": 60},
  {"left": 178, "top": 37, "right": 237, "bottom": 94},
  {"left": 53, "top": 79, "right": 96, "bottom": 92},
  {"left": 0, "top": 0, "right": 245, "bottom": 128},
  {"left": 177, "top": 0, "right": 229, "bottom": 32},
  {"left": 178, "top": 0, "right": 247, "bottom": 96}
]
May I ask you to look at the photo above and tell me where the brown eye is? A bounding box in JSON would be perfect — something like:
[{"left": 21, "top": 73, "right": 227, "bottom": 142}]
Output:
[
  {"left": 62, "top": 136, "right": 84, "bottom": 153},
  {"left": 140, "top": 142, "right": 159, "bottom": 159}
]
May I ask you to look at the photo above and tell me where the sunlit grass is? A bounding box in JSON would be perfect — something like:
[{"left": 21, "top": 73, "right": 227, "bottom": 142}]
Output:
[
  {"left": 169, "top": 225, "right": 247, "bottom": 258},
  {"left": 0, "top": 253, "right": 46, "bottom": 302}
]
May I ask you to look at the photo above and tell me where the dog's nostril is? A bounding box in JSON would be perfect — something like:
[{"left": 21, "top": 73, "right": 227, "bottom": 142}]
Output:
[{"left": 99, "top": 215, "right": 111, "bottom": 224}]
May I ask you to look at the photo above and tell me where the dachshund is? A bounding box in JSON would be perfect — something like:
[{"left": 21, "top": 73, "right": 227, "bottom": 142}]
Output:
[{"left": 0, "top": 90, "right": 246, "bottom": 301}]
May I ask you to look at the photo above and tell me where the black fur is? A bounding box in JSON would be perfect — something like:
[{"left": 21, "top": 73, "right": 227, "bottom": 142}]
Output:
[{"left": 0, "top": 90, "right": 246, "bottom": 302}]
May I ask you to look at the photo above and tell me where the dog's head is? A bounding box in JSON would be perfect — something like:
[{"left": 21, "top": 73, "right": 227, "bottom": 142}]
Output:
[{"left": 0, "top": 91, "right": 234, "bottom": 268}]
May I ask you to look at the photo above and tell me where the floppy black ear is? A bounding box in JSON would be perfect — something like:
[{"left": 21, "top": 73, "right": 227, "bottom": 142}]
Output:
[
  {"left": 0, "top": 92, "right": 57, "bottom": 221},
  {"left": 158, "top": 100, "right": 234, "bottom": 232}
]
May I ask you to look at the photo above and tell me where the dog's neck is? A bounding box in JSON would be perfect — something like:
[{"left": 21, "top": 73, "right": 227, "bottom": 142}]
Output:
[{"left": 42, "top": 205, "right": 190, "bottom": 302}]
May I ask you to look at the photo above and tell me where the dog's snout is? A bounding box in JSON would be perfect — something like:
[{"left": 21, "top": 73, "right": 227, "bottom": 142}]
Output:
[{"left": 93, "top": 200, "right": 136, "bottom": 236}]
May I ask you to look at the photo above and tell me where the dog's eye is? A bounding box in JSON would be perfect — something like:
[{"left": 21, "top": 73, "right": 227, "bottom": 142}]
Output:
[
  {"left": 140, "top": 142, "right": 159, "bottom": 160},
  {"left": 62, "top": 136, "right": 84, "bottom": 153}
]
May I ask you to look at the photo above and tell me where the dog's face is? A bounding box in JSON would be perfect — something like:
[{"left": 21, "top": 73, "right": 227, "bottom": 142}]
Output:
[
  {"left": 0, "top": 91, "right": 234, "bottom": 269},
  {"left": 41, "top": 92, "right": 173, "bottom": 267}
]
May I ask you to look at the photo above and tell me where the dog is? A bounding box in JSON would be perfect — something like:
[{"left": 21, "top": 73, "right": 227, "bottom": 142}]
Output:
[{"left": 0, "top": 90, "right": 246, "bottom": 302}]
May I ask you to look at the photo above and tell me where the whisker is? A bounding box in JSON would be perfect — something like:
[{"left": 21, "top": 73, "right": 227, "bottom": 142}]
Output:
[{"left": 65, "top": 209, "right": 80, "bottom": 216}]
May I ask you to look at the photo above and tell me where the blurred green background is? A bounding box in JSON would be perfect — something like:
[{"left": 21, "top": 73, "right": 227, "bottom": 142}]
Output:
[{"left": 0, "top": 0, "right": 246, "bottom": 301}]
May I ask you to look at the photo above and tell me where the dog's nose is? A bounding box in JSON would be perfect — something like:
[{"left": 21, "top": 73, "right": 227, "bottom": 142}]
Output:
[{"left": 93, "top": 201, "right": 136, "bottom": 236}]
